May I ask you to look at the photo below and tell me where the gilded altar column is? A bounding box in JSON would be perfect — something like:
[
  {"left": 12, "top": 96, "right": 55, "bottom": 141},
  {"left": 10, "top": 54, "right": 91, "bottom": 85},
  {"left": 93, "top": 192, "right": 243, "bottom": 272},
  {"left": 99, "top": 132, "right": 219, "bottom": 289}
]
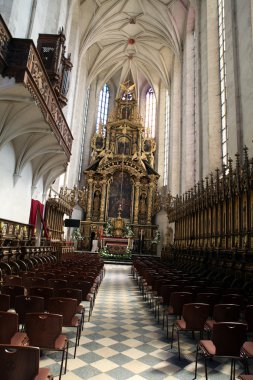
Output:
[
  {"left": 99, "top": 177, "right": 107, "bottom": 222},
  {"left": 147, "top": 177, "right": 156, "bottom": 224},
  {"left": 86, "top": 174, "right": 94, "bottom": 221},
  {"left": 133, "top": 181, "right": 141, "bottom": 224}
]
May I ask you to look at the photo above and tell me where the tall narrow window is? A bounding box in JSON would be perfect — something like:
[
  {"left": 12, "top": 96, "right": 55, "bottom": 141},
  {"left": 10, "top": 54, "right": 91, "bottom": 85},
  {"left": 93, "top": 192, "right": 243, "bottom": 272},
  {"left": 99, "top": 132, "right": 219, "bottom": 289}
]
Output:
[
  {"left": 163, "top": 90, "right": 170, "bottom": 186},
  {"left": 145, "top": 87, "right": 156, "bottom": 137},
  {"left": 96, "top": 83, "right": 110, "bottom": 134},
  {"left": 218, "top": 0, "right": 228, "bottom": 167},
  {"left": 78, "top": 88, "right": 90, "bottom": 181}
]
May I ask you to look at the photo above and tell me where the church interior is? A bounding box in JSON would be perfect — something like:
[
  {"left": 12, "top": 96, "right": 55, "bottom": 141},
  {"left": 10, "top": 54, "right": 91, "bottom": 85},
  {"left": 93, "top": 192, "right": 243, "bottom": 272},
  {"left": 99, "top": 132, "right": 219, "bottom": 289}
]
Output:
[{"left": 1, "top": 0, "right": 253, "bottom": 379}]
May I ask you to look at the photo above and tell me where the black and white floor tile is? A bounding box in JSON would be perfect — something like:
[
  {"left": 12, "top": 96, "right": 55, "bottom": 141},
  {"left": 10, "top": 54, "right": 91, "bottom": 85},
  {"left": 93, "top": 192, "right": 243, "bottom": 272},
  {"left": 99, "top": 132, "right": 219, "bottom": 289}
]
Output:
[{"left": 40, "top": 264, "right": 247, "bottom": 379}]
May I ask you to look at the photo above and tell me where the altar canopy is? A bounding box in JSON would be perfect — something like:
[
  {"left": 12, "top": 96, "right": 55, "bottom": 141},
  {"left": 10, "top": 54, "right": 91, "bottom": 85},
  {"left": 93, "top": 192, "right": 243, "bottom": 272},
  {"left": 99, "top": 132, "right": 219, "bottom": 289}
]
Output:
[{"left": 81, "top": 83, "right": 159, "bottom": 248}]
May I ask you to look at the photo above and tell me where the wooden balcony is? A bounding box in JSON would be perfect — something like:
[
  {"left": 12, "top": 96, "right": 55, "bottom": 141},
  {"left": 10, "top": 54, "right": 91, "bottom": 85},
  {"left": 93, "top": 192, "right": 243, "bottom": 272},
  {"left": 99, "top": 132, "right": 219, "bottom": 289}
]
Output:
[{"left": 0, "top": 15, "right": 73, "bottom": 162}]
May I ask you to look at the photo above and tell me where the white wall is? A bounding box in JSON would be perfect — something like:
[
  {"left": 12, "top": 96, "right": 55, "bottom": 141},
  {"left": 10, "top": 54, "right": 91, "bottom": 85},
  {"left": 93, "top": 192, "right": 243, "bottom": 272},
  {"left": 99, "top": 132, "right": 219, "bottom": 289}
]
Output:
[{"left": 0, "top": 143, "right": 32, "bottom": 223}]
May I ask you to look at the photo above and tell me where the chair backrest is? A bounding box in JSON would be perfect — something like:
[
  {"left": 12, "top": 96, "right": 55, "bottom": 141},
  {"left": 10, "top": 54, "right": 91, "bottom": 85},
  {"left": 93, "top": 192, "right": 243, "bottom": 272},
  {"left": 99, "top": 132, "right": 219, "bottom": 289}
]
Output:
[
  {"left": 29, "top": 287, "right": 54, "bottom": 309},
  {"left": 48, "top": 297, "right": 78, "bottom": 325},
  {"left": 3, "top": 275, "right": 22, "bottom": 286},
  {"left": 0, "top": 344, "right": 40, "bottom": 380},
  {"left": 23, "top": 277, "right": 47, "bottom": 290},
  {"left": 48, "top": 278, "right": 68, "bottom": 290},
  {"left": 170, "top": 292, "right": 194, "bottom": 316},
  {"left": 213, "top": 303, "right": 241, "bottom": 322},
  {"left": 213, "top": 322, "right": 247, "bottom": 356},
  {"left": 245, "top": 305, "right": 253, "bottom": 332},
  {"left": 160, "top": 284, "right": 180, "bottom": 305},
  {"left": 182, "top": 303, "right": 209, "bottom": 330},
  {"left": 14, "top": 296, "right": 44, "bottom": 324},
  {"left": 0, "top": 294, "right": 10, "bottom": 311},
  {"left": 57, "top": 288, "right": 82, "bottom": 305},
  {"left": 196, "top": 292, "right": 220, "bottom": 316},
  {"left": 221, "top": 293, "right": 244, "bottom": 307},
  {"left": 0, "top": 311, "right": 19, "bottom": 343},
  {"left": 26, "top": 312, "right": 63, "bottom": 348},
  {"left": 1, "top": 285, "right": 25, "bottom": 308},
  {"left": 71, "top": 281, "right": 93, "bottom": 300}
]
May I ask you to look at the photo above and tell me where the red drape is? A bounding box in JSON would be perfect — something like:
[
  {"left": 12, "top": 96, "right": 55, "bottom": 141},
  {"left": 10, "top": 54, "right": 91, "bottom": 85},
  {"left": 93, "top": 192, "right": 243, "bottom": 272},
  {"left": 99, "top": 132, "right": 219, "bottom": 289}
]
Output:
[{"left": 29, "top": 199, "right": 48, "bottom": 238}]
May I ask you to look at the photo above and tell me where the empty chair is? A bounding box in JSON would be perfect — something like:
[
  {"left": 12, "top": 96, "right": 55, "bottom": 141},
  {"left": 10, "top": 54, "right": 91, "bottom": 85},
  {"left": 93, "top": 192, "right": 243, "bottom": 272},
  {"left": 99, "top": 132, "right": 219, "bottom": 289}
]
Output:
[
  {"left": 48, "top": 297, "right": 81, "bottom": 358},
  {"left": 23, "top": 277, "right": 47, "bottom": 293},
  {"left": 48, "top": 278, "right": 68, "bottom": 292},
  {"left": 0, "top": 311, "right": 28, "bottom": 345},
  {"left": 0, "top": 294, "right": 10, "bottom": 311},
  {"left": 25, "top": 312, "right": 68, "bottom": 380},
  {"left": 221, "top": 293, "right": 244, "bottom": 308},
  {"left": 158, "top": 284, "right": 181, "bottom": 324},
  {"left": 0, "top": 344, "right": 53, "bottom": 380},
  {"left": 29, "top": 287, "right": 54, "bottom": 310},
  {"left": 3, "top": 275, "right": 22, "bottom": 286},
  {"left": 1, "top": 285, "right": 25, "bottom": 308},
  {"left": 171, "top": 303, "right": 209, "bottom": 359},
  {"left": 71, "top": 280, "right": 94, "bottom": 320},
  {"left": 195, "top": 322, "right": 247, "bottom": 380},
  {"left": 57, "top": 288, "right": 85, "bottom": 330},
  {"left": 14, "top": 295, "right": 44, "bottom": 329},
  {"left": 165, "top": 291, "right": 194, "bottom": 338},
  {"left": 205, "top": 303, "right": 241, "bottom": 336},
  {"left": 196, "top": 292, "right": 220, "bottom": 317}
]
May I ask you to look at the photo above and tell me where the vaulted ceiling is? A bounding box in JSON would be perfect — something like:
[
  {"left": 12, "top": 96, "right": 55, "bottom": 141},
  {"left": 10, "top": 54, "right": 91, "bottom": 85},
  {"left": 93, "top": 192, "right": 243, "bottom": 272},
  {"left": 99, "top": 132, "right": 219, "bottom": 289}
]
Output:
[{"left": 79, "top": 0, "right": 195, "bottom": 95}]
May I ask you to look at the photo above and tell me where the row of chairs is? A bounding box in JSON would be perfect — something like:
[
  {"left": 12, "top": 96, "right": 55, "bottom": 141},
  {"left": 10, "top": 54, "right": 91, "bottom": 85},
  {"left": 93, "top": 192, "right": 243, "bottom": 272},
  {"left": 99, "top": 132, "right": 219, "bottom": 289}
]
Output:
[
  {"left": 132, "top": 257, "right": 253, "bottom": 379},
  {"left": 0, "top": 252, "right": 105, "bottom": 379},
  {"left": 0, "top": 310, "right": 68, "bottom": 379}
]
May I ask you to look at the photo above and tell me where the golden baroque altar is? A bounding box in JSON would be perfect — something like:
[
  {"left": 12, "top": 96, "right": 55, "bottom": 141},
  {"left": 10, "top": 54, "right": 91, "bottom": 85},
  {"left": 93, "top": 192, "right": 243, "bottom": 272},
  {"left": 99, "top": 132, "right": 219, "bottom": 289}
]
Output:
[{"left": 80, "top": 84, "right": 160, "bottom": 250}]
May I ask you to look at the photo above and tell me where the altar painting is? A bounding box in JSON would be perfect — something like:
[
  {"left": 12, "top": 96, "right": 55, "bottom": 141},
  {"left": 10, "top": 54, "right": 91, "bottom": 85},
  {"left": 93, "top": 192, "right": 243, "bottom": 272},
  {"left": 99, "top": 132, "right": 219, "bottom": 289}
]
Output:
[{"left": 108, "top": 171, "right": 132, "bottom": 219}]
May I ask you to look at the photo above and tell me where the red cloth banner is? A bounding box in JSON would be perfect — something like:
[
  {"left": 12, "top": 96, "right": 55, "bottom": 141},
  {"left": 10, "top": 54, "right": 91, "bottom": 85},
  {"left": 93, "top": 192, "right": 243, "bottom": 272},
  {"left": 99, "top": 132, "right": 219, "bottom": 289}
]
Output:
[{"left": 29, "top": 199, "right": 48, "bottom": 238}]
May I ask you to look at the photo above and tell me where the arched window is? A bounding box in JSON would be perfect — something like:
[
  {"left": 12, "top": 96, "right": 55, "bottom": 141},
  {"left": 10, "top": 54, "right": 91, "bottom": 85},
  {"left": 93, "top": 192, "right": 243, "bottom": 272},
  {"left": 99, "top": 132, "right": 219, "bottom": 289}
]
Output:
[
  {"left": 163, "top": 90, "right": 170, "bottom": 186},
  {"left": 218, "top": 0, "right": 228, "bottom": 167},
  {"left": 96, "top": 83, "right": 110, "bottom": 133},
  {"left": 145, "top": 87, "right": 156, "bottom": 137},
  {"left": 78, "top": 87, "right": 90, "bottom": 181}
]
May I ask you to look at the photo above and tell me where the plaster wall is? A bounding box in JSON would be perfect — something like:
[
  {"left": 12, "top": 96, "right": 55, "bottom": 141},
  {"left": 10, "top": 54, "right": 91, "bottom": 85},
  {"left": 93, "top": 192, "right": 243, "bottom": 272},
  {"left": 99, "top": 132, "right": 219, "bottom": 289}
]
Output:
[{"left": 0, "top": 143, "right": 32, "bottom": 223}]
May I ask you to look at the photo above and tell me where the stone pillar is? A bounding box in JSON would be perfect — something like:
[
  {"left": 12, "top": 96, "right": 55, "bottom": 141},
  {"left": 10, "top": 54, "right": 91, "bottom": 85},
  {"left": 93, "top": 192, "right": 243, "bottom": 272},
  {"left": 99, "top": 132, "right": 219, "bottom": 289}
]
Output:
[
  {"left": 206, "top": 0, "right": 222, "bottom": 172},
  {"left": 133, "top": 181, "right": 140, "bottom": 224},
  {"left": 86, "top": 175, "right": 94, "bottom": 221},
  {"left": 99, "top": 177, "right": 107, "bottom": 222},
  {"left": 170, "top": 57, "right": 181, "bottom": 196}
]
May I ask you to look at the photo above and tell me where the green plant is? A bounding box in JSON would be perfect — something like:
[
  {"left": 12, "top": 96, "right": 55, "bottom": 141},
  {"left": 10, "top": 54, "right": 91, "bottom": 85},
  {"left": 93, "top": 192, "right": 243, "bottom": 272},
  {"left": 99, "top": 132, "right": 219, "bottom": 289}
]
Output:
[{"left": 72, "top": 228, "right": 82, "bottom": 241}]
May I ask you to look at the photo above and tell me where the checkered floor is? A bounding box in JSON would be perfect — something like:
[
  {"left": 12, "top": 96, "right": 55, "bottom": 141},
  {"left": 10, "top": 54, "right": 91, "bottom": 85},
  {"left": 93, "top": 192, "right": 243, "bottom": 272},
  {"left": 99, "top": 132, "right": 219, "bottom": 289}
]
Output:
[{"left": 40, "top": 264, "right": 249, "bottom": 379}]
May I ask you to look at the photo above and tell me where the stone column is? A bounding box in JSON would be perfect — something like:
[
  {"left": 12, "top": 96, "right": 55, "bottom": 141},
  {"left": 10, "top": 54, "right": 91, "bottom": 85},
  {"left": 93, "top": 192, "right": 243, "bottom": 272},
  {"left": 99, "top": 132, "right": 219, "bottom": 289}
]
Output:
[
  {"left": 206, "top": 0, "right": 222, "bottom": 172},
  {"left": 99, "top": 177, "right": 107, "bottom": 222},
  {"left": 170, "top": 57, "right": 181, "bottom": 196},
  {"left": 133, "top": 180, "right": 140, "bottom": 224}
]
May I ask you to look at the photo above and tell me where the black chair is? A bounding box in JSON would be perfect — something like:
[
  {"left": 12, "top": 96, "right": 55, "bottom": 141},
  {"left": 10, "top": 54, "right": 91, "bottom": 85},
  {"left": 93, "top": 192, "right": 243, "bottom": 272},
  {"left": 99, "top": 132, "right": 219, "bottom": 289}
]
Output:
[
  {"left": 171, "top": 303, "right": 209, "bottom": 359},
  {"left": 195, "top": 322, "right": 247, "bottom": 380},
  {"left": 0, "top": 344, "right": 53, "bottom": 380}
]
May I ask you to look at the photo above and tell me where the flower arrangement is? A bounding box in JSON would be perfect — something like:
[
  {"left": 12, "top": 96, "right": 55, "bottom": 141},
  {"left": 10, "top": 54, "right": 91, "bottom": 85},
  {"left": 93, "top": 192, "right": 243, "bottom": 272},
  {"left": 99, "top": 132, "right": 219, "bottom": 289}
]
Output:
[
  {"left": 124, "top": 224, "right": 134, "bottom": 238},
  {"left": 104, "top": 220, "right": 114, "bottom": 236},
  {"left": 152, "top": 229, "right": 161, "bottom": 244},
  {"left": 72, "top": 228, "right": 82, "bottom": 241}
]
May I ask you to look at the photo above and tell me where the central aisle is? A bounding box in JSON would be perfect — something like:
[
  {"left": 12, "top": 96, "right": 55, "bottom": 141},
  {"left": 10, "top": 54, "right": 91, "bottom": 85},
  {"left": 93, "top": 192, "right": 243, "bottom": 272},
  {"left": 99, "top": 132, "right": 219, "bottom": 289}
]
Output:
[
  {"left": 64, "top": 264, "right": 175, "bottom": 380},
  {"left": 43, "top": 264, "right": 236, "bottom": 379}
]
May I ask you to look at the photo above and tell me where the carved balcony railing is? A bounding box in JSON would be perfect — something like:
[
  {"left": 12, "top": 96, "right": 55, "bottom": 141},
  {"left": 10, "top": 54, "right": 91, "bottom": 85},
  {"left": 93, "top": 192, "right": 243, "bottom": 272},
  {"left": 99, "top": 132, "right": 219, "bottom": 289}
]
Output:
[{"left": 0, "top": 16, "right": 73, "bottom": 159}]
